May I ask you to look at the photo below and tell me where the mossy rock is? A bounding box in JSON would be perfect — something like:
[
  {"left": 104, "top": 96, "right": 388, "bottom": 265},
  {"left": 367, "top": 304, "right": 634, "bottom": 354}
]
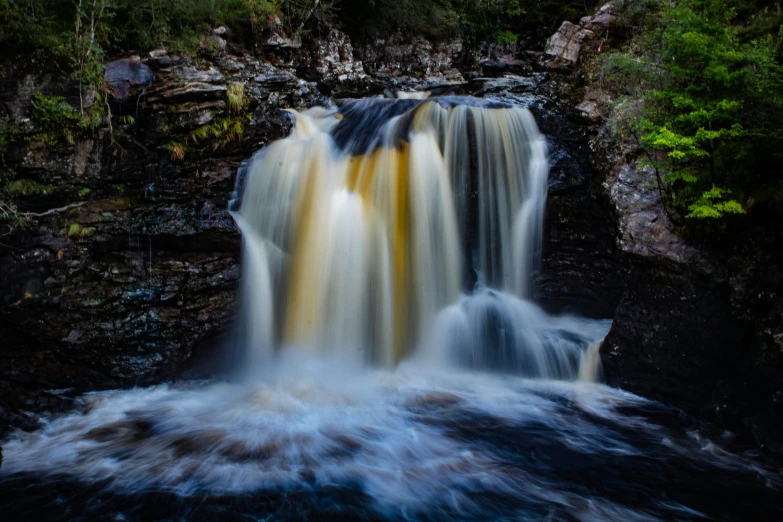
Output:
[{"left": 6, "top": 179, "right": 55, "bottom": 197}]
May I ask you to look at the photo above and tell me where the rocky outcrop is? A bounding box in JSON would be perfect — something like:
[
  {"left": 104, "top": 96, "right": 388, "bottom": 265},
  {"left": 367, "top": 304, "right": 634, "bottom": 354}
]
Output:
[
  {"left": 356, "top": 33, "right": 464, "bottom": 81},
  {"left": 532, "top": 1, "right": 783, "bottom": 454},
  {"left": 264, "top": 29, "right": 367, "bottom": 86},
  {"left": 545, "top": 3, "right": 616, "bottom": 65},
  {"left": 545, "top": 22, "right": 596, "bottom": 64},
  {"left": 580, "top": 88, "right": 783, "bottom": 453},
  {"left": 0, "top": 41, "right": 337, "bottom": 432}
]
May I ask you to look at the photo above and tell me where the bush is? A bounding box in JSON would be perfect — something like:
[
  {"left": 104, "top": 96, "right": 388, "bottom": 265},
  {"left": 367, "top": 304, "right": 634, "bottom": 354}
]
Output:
[
  {"left": 29, "top": 93, "right": 82, "bottom": 145},
  {"left": 598, "top": 0, "right": 783, "bottom": 222}
]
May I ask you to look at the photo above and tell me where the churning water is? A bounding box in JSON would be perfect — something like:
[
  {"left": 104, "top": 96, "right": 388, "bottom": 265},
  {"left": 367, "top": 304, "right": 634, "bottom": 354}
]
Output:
[{"left": 1, "top": 96, "right": 781, "bottom": 521}]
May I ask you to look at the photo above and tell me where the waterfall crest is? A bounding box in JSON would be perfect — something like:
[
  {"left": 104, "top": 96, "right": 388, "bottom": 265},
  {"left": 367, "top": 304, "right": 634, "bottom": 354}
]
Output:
[{"left": 232, "top": 96, "right": 600, "bottom": 378}]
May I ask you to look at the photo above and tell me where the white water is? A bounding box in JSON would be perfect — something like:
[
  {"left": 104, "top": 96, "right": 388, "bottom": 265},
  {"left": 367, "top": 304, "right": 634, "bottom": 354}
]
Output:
[
  {"left": 233, "top": 97, "right": 566, "bottom": 374},
  {"left": 2, "top": 353, "right": 775, "bottom": 521}
]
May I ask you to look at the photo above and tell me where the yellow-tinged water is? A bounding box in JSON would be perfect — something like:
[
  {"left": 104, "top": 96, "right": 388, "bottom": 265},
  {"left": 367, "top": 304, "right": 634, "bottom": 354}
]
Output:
[{"left": 233, "top": 97, "right": 551, "bottom": 369}]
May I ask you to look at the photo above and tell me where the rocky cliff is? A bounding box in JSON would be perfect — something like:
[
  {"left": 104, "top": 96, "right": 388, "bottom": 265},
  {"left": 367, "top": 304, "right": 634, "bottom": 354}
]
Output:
[
  {"left": 0, "top": 39, "right": 329, "bottom": 429},
  {"left": 546, "top": 3, "right": 783, "bottom": 453}
]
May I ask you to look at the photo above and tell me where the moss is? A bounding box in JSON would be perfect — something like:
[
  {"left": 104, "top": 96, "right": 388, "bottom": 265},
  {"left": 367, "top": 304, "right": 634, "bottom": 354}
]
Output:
[
  {"left": 6, "top": 179, "right": 55, "bottom": 197},
  {"left": 80, "top": 226, "right": 96, "bottom": 238},
  {"left": 67, "top": 223, "right": 82, "bottom": 237},
  {"left": 166, "top": 142, "right": 187, "bottom": 162},
  {"left": 226, "top": 83, "right": 246, "bottom": 115},
  {"left": 188, "top": 115, "right": 249, "bottom": 146},
  {"left": 78, "top": 187, "right": 92, "bottom": 197},
  {"left": 67, "top": 222, "right": 96, "bottom": 239},
  {"left": 28, "top": 93, "right": 104, "bottom": 146}
]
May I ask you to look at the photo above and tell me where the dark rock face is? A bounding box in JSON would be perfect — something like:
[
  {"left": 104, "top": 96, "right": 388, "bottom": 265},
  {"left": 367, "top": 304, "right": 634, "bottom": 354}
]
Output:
[
  {"left": 356, "top": 33, "right": 464, "bottom": 80},
  {"left": 585, "top": 90, "right": 783, "bottom": 454},
  {"left": 602, "top": 251, "right": 783, "bottom": 453},
  {"left": 0, "top": 46, "right": 327, "bottom": 431},
  {"left": 529, "top": 3, "right": 783, "bottom": 454},
  {"left": 534, "top": 98, "right": 625, "bottom": 319}
]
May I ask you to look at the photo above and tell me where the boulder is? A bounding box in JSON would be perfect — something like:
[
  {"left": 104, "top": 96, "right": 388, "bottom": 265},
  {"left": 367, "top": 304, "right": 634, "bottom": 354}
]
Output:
[
  {"left": 545, "top": 3, "right": 616, "bottom": 65},
  {"left": 104, "top": 56, "right": 154, "bottom": 99},
  {"left": 545, "top": 22, "right": 596, "bottom": 64}
]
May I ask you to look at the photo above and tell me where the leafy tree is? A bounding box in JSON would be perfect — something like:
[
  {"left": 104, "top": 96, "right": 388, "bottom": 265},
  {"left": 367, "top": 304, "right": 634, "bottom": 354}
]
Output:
[{"left": 599, "top": 0, "right": 783, "bottom": 222}]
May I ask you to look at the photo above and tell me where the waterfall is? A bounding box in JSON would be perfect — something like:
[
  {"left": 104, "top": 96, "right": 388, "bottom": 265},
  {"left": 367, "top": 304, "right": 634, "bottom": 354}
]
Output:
[
  {"left": 231, "top": 96, "right": 601, "bottom": 379},
  {"left": 6, "top": 98, "right": 777, "bottom": 522}
]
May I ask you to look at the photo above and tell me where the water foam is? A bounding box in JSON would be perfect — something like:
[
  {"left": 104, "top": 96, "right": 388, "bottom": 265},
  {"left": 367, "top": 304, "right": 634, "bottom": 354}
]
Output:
[{"left": 2, "top": 353, "right": 778, "bottom": 520}]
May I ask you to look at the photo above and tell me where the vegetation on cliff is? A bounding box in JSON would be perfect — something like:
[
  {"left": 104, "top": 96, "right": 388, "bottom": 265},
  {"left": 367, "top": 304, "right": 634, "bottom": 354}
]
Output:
[
  {"left": 337, "top": 0, "right": 596, "bottom": 45},
  {"left": 1, "top": 0, "right": 596, "bottom": 55},
  {"left": 596, "top": 0, "right": 783, "bottom": 223}
]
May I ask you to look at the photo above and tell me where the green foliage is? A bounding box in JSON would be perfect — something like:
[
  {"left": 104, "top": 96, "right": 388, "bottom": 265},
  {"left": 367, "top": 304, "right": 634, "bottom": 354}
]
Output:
[
  {"left": 226, "top": 83, "right": 247, "bottom": 115},
  {"left": 686, "top": 186, "right": 746, "bottom": 219},
  {"left": 3, "top": 0, "right": 595, "bottom": 65},
  {"left": 77, "top": 187, "right": 92, "bottom": 197},
  {"left": 0, "top": 0, "right": 67, "bottom": 51},
  {"left": 29, "top": 93, "right": 81, "bottom": 145},
  {"left": 6, "top": 179, "right": 54, "bottom": 197},
  {"left": 598, "top": 0, "right": 783, "bottom": 221},
  {"left": 67, "top": 222, "right": 95, "bottom": 238},
  {"left": 492, "top": 30, "right": 518, "bottom": 45},
  {"left": 188, "top": 115, "right": 248, "bottom": 146},
  {"left": 29, "top": 92, "right": 104, "bottom": 146},
  {"left": 1, "top": 0, "right": 280, "bottom": 56},
  {"left": 110, "top": 0, "right": 280, "bottom": 51}
]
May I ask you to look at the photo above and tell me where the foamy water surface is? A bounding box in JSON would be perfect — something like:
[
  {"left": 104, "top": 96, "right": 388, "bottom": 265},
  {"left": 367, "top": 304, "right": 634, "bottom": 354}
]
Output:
[{"left": 2, "top": 353, "right": 780, "bottom": 521}]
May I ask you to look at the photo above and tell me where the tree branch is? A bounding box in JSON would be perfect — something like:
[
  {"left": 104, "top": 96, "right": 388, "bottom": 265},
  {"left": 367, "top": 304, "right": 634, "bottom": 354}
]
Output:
[{"left": 21, "top": 202, "right": 87, "bottom": 218}]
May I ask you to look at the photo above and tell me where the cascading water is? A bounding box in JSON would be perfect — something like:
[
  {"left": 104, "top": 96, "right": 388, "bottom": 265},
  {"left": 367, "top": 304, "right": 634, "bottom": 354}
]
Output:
[
  {"left": 230, "top": 97, "right": 598, "bottom": 378},
  {"left": 1, "top": 95, "right": 780, "bottom": 522}
]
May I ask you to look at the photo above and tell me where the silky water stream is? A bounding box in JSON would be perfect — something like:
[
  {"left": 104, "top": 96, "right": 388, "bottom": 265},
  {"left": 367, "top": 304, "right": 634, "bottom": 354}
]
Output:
[{"left": 1, "top": 97, "right": 780, "bottom": 521}]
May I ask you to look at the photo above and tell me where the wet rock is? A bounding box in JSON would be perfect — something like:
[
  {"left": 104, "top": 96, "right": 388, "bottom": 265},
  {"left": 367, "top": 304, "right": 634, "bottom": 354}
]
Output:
[
  {"left": 467, "top": 73, "right": 546, "bottom": 97},
  {"left": 104, "top": 56, "right": 154, "bottom": 99},
  {"left": 0, "top": 45, "right": 304, "bottom": 433},
  {"left": 479, "top": 43, "right": 534, "bottom": 76},
  {"left": 255, "top": 64, "right": 299, "bottom": 88},
  {"left": 607, "top": 164, "right": 706, "bottom": 266},
  {"left": 584, "top": 77, "right": 783, "bottom": 454}
]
